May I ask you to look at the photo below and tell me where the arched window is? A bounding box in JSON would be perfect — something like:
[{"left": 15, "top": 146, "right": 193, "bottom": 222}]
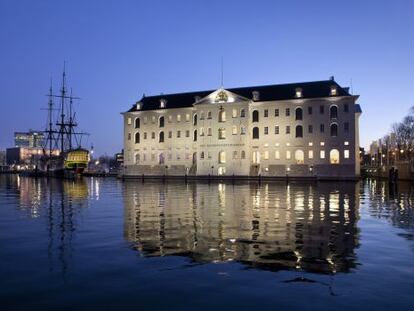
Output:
[
  {"left": 135, "top": 153, "right": 140, "bottom": 164},
  {"left": 159, "top": 116, "right": 164, "bottom": 128},
  {"left": 135, "top": 132, "right": 140, "bottom": 144},
  {"left": 252, "top": 110, "right": 259, "bottom": 122},
  {"left": 295, "top": 107, "right": 303, "bottom": 120},
  {"left": 134, "top": 118, "right": 140, "bottom": 129},
  {"left": 193, "top": 129, "right": 197, "bottom": 141},
  {"left": 207, "top": 111, "right": 212, "bottom": 119},
  {"left": 330, "top": 105, "right": 338, "bottom": 119},
  {"left": 159, "top": 131, "right": 164, "bottom": 143},
  {"left": 218, "top": 110, "right": 226, "bottom": 122},
  {"left": 295, "top": 125, "right": 303, "bottom": 138},
  {"left": 218, "top": 151, "right": 226, "bottom": 164},
  {"left": 218, "top": 128, "right": 226, "bottom": 139},
  {"left": 330, "top": 149, "right": 340, "bottom": 164},
  {"left": 295, "top": 150, "right": 304, "bottom": 164},
  {"left": 241, "top": 150, "right": 246, "bottom": 159},
  {"left": 193, "top": 114, "right": 197, "bottom": 126},
  {"left": 252, "top": 127, "right": 259, "bottom": 139},
  {"left": 159, "top": 153, "right": 165, "bottom": 165},
  {"left": 240, "top": 109, "right": 246, "bottom": 118},
  {"left": 330, "top": 123, "right": 338, "bottom": 137}
]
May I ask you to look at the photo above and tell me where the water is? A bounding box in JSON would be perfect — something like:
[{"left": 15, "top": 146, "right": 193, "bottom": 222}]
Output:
[{"left": 0, "top": 175, "right": 413, "bottom": 310}]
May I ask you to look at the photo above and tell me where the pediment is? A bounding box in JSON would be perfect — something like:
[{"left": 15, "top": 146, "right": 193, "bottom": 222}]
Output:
[{"left": 194, "top": 88, "right": 250, "bottom": 105}]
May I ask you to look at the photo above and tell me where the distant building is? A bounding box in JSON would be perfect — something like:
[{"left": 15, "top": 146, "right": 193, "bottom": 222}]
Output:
[
  {"left": 6, "top": 147, "right": 59, "bottom": 167},
  {"left": 14, "top": 130, "right": 45, "bottom": 148},
  {"left": 0, "top": 150, "right": 6, "bottom": 171},
  {"left": 122, "top": 79, "right": 362, "bottom": 179}
]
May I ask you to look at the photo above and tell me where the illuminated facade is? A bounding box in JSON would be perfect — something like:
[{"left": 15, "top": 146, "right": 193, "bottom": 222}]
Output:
[
  {"left": 14, "top": 130, "right": 45, "bottom": 148},
  {"left": 122, "top": 78, "right": 362, "bottom": 179}
]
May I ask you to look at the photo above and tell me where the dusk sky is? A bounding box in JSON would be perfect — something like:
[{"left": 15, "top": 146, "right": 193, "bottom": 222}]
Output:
[{"left": 1, "top": 0, "right": 413, "bottom": 155}]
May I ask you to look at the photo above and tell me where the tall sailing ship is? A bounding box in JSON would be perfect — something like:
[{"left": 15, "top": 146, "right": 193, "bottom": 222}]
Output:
[{"left": 39, "top": 66, "right": 90, "bottom": 177}]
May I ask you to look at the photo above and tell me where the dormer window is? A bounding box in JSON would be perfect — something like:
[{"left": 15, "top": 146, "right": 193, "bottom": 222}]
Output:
[
  {"left": 160, "top": 99, "right": 167, "bottom": 108},
  {"left": 136, "top": 102, "right": 141, "bottom": 110},
  {"left": 330, "top": 86, "right": 337, "bottom": 96},
  {"left": 252, "top": 91, "right": 260, "bottom": 101},
  {"left": 295, "top": 88, "right": 303, "bottom": 98}
]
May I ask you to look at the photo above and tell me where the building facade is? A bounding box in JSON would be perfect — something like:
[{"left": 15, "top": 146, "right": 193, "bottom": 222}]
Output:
[
  {"left": 122, "top": 79, "right": 362, "bottom": 179},
  {"left": 14, "top": 130, "right": 45, "bottom": 148}
]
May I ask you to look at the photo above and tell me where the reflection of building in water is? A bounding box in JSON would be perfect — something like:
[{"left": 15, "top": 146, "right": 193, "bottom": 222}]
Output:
[{"left": 124, "top": 181, "right": 360, "bottom": 274}]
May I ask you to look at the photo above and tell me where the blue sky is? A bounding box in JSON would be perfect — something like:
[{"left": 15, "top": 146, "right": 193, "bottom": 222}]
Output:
[{"left": 0, "top": 0, "right": 413, "bottom": 155}]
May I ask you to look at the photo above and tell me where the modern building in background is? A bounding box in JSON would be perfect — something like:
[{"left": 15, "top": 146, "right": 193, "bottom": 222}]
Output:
[
  {"left": 14, "top": 130, "right": 45, "bottom": 148},
  {"left": 122, "top": 78, "right": 362, "bottom": 179}
]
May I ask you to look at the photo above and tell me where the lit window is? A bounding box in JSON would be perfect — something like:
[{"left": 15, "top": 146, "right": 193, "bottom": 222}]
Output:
[
  {"left": 136, "top": 103, "right": 141, "bottom": 110},
  {"left": 186, "top": 114, "right": 190, "bottom": 122},
  {"left": 308, "top": 150, "right": 313, "bottom": 159},
  {"left": 295, "top": 88, "right": 303, "bottom": 98},
  {"left": 344, "top": 150, "right": 350, "bottom": 159},
  {"left": 320, "top": 142, "right": 325, "bottom": 146},
  {"left": 275, "top": 143, "right": 280, "bottom": 147},
  {"left": 308, "top": 142, "right": 313, "bottom": 146},
  {"left": 320, "top": 150, "right": 325, "bottom": 159},
  {"left": 330, "top": 149, "right": 340, "bottom": 164},
  {"left": 127, "top": 117, "right": 132, "bottom": 125},
  {"left": 275, "top": 150, "right": 280, "bottom": 160},
  {"left": 160, "top": 99, "right": 167, "bottom": 108},
  {"left": 286, "top": 142, "right": 290, "bottom": 146},
  {"left": 286, "top": 150, "right": 291, "bottom": 159},
  {"left": 168, "top": 115, "right": 172, "bottom": 122},
  {"left": 177, "top": 114, "right": 181, "bottom": 122},
  {"left": 264, "top": 151, "right": 269, "bottom": 160},
  {"left": 330, "top": 86, "right": 337, "bottom": 96},
  {"left": 218, "top": 151, "right": 226, "bottom": 164},
  {"left": 152, "top": 116, "right": 156, "bottom": 123},
  {"left": 200, "top": 127, "right": 205, "bottom": 136},
  {"left": 232, "top": 109, "right": 237, "bottom": 118},
  {"left": 344, "top": 141, "right": 349, "bottom": 146},
  {"left": 232, "top": 126, "right": 237, "bottom": 135}
]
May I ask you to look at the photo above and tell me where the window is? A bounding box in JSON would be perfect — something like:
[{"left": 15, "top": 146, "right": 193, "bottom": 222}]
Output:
[
  {"left": 135, "top": 153, "right": 140, "bottom": 164},
  {"left": 128, "top": 133, "right": 131, "bottom": 140},
  {"left": 252, "top": 151, "right": 260, "bottom": 164},
  {"left": 233, "top": 151, "right": 237, "bottom": 159},
  {"left": 240, "top": 109, "right": 246, "bottom": 117},
  {"left": 241, "top": 150, "right": 246, "bottom": 159},
  {"left": 285, "top": 108, "right": 290, "bottom": 116},
  {"left": 185, "top": 130, "right": 190, "bottom": 137},
  {"left": 264, "top": 150, "right": 269, "bottom": 160},
  {"left": 159, "top": 116, "right": 164, "bottom": 128},
  {"left": 135, "top": 118, "right": 140, "bottom": 129},
  {"left": 168, "top": 115, "right": 172, "bottom": 122},
  {"left": 344, "top": 103, "right": 349, "bottom": 113},
  {"left": 151, "top": 132, "right": 155, "bottom": 139},
  {"left": 232, "top": 125, "right": 238, "bottom": 135},
  {"left": 185, "top": 114, "right": 190, "bottom": 122},
  {"left": 152, "top": 116, "right": 156, "bottom": 124},
  {"left": 264, "top": 127, "right": 269, "bottom": 135},
  {"left": 134, "top": 132, "right": 139, "bottom": 143},
  {"left": 286, "top": 150, "right": 291, "bottom": 160},
  {"left": 177, "top": 131, "right": 181, "bottom": 138},
  {"left": 193, "top": 130, "right": 197, "bottom": 141},
  {"left": 286, "top": 126, "right": 290, "bottom": 134},
  {"left": 252, "top": 110, "right": 259, "bottom": 122},
  {"left": 320, "top": 105, "right": 325, "bottom": 114},
  {"left": 295, "top": 107, "right": 303, "bottom": 120},
  {"left": 308, "top": 106, "right": 312, "bottom": 115},
  {"left": 275, "top": 109, "right": 279, "bottom": 117},
  {"left": 275, "top": 126, "right": 279, "bottom": 134},
  {"left": 193, "top": 114, "right": 197, "bottom": 126},
  {"left": 218, "top": 109, "right": 226, "bottom": 122},
  {"left": 295, "top": 150, "right": 304, "bottom": 164},
  {"left": 200, "top": 112, "right": 205, "bottom": 120},
  {"left": 159, "top": 153, "right": 165, "bottom": 164},
  {"left": 240, "top": 126, "right": 246, "bottom": 135},
  {"left": 168, "top": 131, "right": 172, "bottom": 138},
  {"left": 159, "top": 131, "right": 164, "bottom": 143},
  {"left": 295, "top": 125, "right": 303, "bottom": 138},
  {"left": 308, "top": 150, "right": 313, "bottom": 159},
  {"left": 330, "top": 123, "right": 338, "bottom": 137},
  {"left": 330, "top": 105, "right": 338, "bottom": 119},
  {"left": 200, "top": 127, "right": 204, "bottom": 136},
  {"left": 344, "top": 122, "right": 349, "bottom": 133},
  {"left": 275, "top": 150, "right": 280, "bottom": 160},
  {"left": 320, "top": 124, "right": 325, "bottom": 133},
  {"left": 127, "top": 117, "right": 132, "bottom": 125},
  {"left": 218, "top": 151, "right": 226, "bottom": 164},
  {"left": 144, "top": 116, "right": 147, "bottom": 124},
  {"left": 177, "top": 114, "right": 181, "bottom": 122},
  {"left": 320, "top": 142, "right": 325, "bottom": 146},
  {"left": 295, "top": 88, "right": 302, "bottom": 98},
  {"left": 218, "top": 128, "right": 226, "bottom": 139},
  {"left": 151, "top": 153, "right": 156, "bottom": 161},
  {"left": 344, "top": 150, "right": 350, "bottom": 159},
  {"left": 207, "top": 111, "right": 212, "bottom": 119},
  {"left": 320, "top": 150, "right": 325, "bottom": 159},
  {"left": 264, "top": 109, "right": 268, "bottom": 117},
  {"left": 330, "top": 149, "right": 340, "bottom": 164},
  {"left": 207, "top": 127, "right": 212, "bottom": 136},
  {"left": 252, "top": 127, "right": 259, "bottom": 139},
  {"left": 143, "top": 132, "right": 147, "bottom": 139},
  {"left": 232, "top": 109, "right": 237, "bottom": 118},
  {"left": 330, "top": 86, "right": 337, "bottom": 96},
  {"left": 308, "top": 125, "right": 313, "bottom": 133},
  {"left": 344, "top": 141, "right": 349, "bottom": 146},
  {"left": 200, "top": 152, "right": 205, "bottom": 159}
]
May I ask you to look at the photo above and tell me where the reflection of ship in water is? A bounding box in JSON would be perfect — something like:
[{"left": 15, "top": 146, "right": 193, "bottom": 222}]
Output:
[
  {"left": 13, "top": 175, "right": 89, "bottom": 276},
  {"left": 124, "top": 181, "right": 360, "bottom": 274}
]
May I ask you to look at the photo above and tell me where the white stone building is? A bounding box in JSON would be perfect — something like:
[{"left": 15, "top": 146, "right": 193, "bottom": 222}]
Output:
[{"left": 122, "top": 78, "right": 362, "bottom": 179}]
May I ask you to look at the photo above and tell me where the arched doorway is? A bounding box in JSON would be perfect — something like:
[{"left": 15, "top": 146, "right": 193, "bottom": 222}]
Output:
[
  {"left": 295, "top": 150, "right": 304, "bottom": 164},
  {"left": 330, "top": 149, "right": 340, "bottom": 164}
]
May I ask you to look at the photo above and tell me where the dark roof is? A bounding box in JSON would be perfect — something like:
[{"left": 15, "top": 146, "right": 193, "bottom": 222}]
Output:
[{"left": 127, "top": 79, "right": 351, "bottom": 112}]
